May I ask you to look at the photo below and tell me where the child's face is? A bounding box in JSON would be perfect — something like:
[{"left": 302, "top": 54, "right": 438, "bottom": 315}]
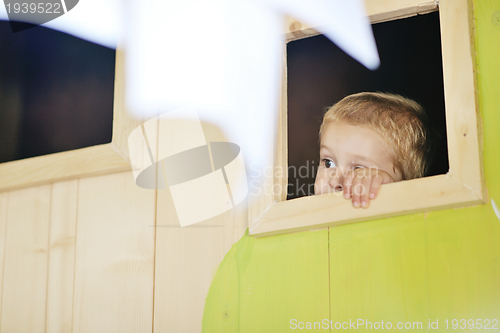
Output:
[{"left": 314, "top": 121, "right": 403, "bottom": 195}]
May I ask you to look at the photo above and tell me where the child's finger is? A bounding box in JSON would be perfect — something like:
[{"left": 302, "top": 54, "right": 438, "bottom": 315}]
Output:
[
  {"left": 343, "top": 171, "right": 355, "bottom": 199},
  {"left": 381, "top": 172, "right": 395, "bottom": 184},
  {"left": 350, "top": 175, "right": 363, "bottom": 208},
  {"left": 360, "top": 176, "right": 372, "bottom": 208},
  {"left": 369, "top": 175, "right": 383, "bottom": 200}
]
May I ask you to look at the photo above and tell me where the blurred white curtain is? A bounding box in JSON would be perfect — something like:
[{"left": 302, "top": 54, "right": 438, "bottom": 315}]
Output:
[
  {"left": 124, "top": 0, "right": 379, "bottom": 177},
  {"left": 1, "top": 0, "right": 379, "bottom": 179}
]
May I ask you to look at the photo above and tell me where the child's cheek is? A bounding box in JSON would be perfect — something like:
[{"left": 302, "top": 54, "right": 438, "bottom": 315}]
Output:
[{"left": 314, "top": 167, "right": 330, "bottom": 195}]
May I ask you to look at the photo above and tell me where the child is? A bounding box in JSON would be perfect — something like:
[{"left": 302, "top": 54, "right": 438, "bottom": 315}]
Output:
[{"left": 314, "top": 92, "right": 432, "bottom": 208}]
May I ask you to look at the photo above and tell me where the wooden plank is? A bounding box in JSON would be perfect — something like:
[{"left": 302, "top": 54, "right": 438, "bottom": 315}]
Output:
[
  {"left": 284, "top": 16, "right": 321, "bottom": 42},
  {"left": 284, "top": 0, "right": 438, "bottom": 41},
  {"left": 423, "top": 0, "right": 500, "bottom": 322},
  {"left": 46, "top": 180, "right": 78, "bottom": 333},
  {"left": 203, "top": 229, "right": 330, "bottom": 332},
  {"left": 153, "top": 121, "right": 247, "bottom": 333},
  {"left": 154, "top": 190, "right": 247, "bottom": 333},
  {"left": 440, "top": 0, "right": 484, "bottom": 198},
  {"left": 472, "top": 0, "right": 500, "bottom": 200},
  {"left": 237, "top": 229, "right": 330, "bottom": 332},
  {"left": 72, "top": 172, "right": 155, "bottom": 333},
  {"left": 425, "top": 206, "right": 500, "bottom": 325},
  {"left": 1, "top": 185, "right": 51, "bottom": 333},
  {"left": 111, "top": 49, "right": 148, "bottom": 162},
  {"left": 276, "top": 43, "right": 288, "bottom": 203},
  {"left": 366, "top": 0, "right": 437, "bottom": 24},
  {"left": 0, "top": 192, "right": 7, "bottom": 321},
  {"left": 250, "top": 175, "right": 482, "bottom": 237},
  {"left": 330, "top": 217, "right": 429, "bottom": 329},
  {"left": 364, "top": 0, "right": 436, "bottom": 16},
  {"left": 0, "top": 144, "right": 130, "bottom": 193}
]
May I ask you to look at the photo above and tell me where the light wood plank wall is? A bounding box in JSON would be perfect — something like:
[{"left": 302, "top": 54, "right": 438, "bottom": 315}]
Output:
[
  {"left": 1, "top": 185, "right": 51, "bottom": 333},
  {"left": 0, "top": 40, "right": 246, "bottom": 333},
  {"left": 46, "top": 180, "right": 78, "bottom": 333},
  {"left": 153, "top": 121, "right": 247, "bottom": 333},
  {"left": 0, "top": 166, "right": 244, "bottom": 333},
  {"left": 72, "top": 172, "right": 155, "bottom": 333},
  {"left": 0, "top": 173, "right": 157, "bottom": 333}
]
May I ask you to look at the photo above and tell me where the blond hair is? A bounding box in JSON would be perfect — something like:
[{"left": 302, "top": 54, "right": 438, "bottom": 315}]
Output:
[{"left": 319, "top": 92, "right": 432, "bottom": 180}]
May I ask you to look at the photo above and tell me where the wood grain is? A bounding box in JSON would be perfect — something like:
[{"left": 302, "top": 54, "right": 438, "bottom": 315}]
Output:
[
  {"left": 46, "top": 180, "right": 78, "bottom": 333},
  {"left": 72, "top": 172, "right": 155, "bottom": 333},
  {"left": 425, "top": 206, "right": 500, "bottom": 324},
  {"left": 276, "top": 44, "right": 288, "bottom": 203},
  {"left": 440, "top": 0, "right": 484, "bottom": 198},
  {"left": 203, "top": 229, "right": 330, "bottom": 332},
  {"left": 238, "top": 229, "right": 330, "bottom": 332},
  {"left": 0, "top": 144, "right": 131, "bottom": 193},
  {"left": 251, "top": 175, "right": 482, "bottom": 237},
  {"left": 472, "top": 0, "right": 500, "bottom": 201},
  {"left": 284, "top": 0, "right": 438, "bottom": 41},
  {"left": 153, "top": 121, "right": 247, "bottom": 333},
  {"left": 330, "top": 216, "right": 429, "bottom": 328},
  {"left": 366, "top": 0, "right": 437, "bottom": 24},
  {"left": 1, "top": 185, "right": 51, "bottom": 333}
]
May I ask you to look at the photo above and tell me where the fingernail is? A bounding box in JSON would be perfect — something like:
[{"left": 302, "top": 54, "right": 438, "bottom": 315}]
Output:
[
  {"left": 353, "top": 201, "right": 359, "bottom": 208},
  {"left": 370, "top": 193, "right": 375, "bottom": 199},
  {"left": 361, "top": 201, "right": 366, "bottom": 208}
]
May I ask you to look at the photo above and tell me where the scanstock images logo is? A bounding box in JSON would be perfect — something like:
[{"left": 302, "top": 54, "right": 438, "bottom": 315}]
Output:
[
  {"left": 3, "top": 0, "right": 79, "bottom": 32},
  {"left": 128, "top": 107, "right": 248, "bottom": 227}
]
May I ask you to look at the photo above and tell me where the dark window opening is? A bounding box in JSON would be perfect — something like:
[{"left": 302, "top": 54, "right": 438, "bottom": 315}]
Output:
[
  {"left": 0, "top": 20, "right": 115, "bottom": 164},
  {"left": 287, "top": 11, "right": 448, "bottom": 200}
]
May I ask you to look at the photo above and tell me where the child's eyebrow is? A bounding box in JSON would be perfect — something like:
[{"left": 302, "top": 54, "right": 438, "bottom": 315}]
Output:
[
  {"left": 319, "top": 145, "right": 333, "bottom": 154},
  {"left": 351, "top": 154, "right": 378, "bottom": 165}
]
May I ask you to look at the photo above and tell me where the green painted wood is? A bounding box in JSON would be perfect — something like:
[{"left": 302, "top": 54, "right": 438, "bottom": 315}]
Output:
[
  {"left": 425, "top": 207, "right": 500, "bottom": 323},
  {"left": 329, "top": 215, "right": 429, "bottom": 329},
  {"left": 203, "top": 1, "right": 500, "bottom": 331},
  {"left": 203, "top": 229, "right": 330, "bottom": 332},
  {"left": 329, "top": 206, "right": 500, "bottom": 331},
  {"left": 328, "top": 2, "right": 500, "bottom": 327},
  {"left": 474, "top": 0, "right": 500, "bottom": 202}
]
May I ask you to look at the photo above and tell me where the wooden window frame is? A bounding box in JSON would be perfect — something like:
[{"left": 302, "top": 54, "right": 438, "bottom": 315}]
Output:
[
  {"left": 249, "top": 0, "right": 485, "bottom": 237},
  {"left": 0, "top": 51, "right": 134, "bottom": 192}
]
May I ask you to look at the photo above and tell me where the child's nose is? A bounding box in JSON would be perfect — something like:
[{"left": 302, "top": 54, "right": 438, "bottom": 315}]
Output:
[{"left": 328, "top": 174, "right": 344, "bottom": 192}]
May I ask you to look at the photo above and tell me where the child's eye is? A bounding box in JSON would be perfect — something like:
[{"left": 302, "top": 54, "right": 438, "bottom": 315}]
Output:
[
  {"left": 353, "top": 166, "right": 365, "bottom": 170},
  {"left": 322, "top": 159, "right": 336, "bottom": 168}
]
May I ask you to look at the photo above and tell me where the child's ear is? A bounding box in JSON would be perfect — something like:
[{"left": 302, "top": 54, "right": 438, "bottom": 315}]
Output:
[{"left": 392, "top": 166, "right": 403, "bottom": 181}]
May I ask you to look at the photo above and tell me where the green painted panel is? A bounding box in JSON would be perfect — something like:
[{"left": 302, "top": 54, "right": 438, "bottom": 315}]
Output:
[
  {"left": 425, "top": 206, "right": 500, "bottom": 323},
  {"left": 329, "top": 206, "right": 500, "bottom": 332},
  {"left": 329, "top": 215, "right": 429, "bottom": 329},
  {"left": 474, "top": 0, "right": 500, "bottom": 203},
  {"left": 203, "top": 229, "right": 330, "bottom": 332}
]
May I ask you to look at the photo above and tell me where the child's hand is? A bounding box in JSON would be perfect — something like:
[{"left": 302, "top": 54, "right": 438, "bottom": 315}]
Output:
[{"left": 342, "top": 167, "right": 396, "bottom": 208}]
